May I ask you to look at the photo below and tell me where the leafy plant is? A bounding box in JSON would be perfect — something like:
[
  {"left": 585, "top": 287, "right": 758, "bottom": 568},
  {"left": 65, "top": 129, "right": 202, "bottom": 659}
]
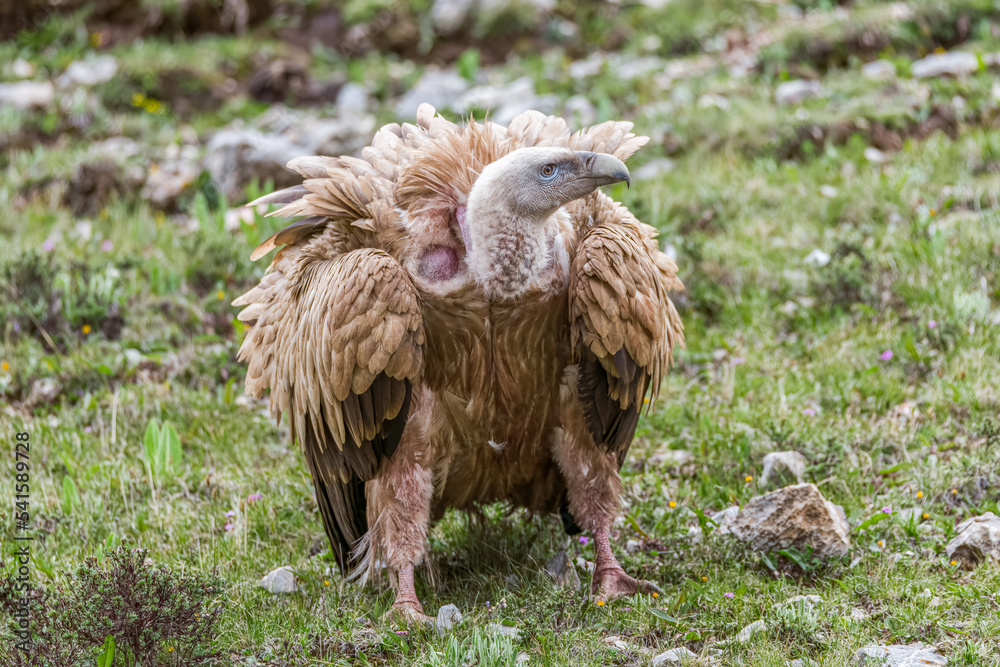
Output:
[
  {"left": 143, "top": 419, "right": 183, "bottom": 477},
  {"left": 61, "top": 542, "right": 224, "bottom": 666}
]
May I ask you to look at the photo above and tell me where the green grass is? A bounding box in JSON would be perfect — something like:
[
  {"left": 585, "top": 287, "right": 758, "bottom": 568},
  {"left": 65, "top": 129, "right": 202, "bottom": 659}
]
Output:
[{"left": 2, "top": 1, "right": 1000, "bottom": 665}]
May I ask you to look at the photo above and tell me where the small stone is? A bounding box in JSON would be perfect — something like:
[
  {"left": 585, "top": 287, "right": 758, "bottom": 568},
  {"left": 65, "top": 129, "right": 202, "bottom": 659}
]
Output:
[
  {"left": 57, "top": 55, "right": 118, "bottom": 88},
  {"left": 435, "top": 603, "right": 463, "bottom": 633},
  {"left": 850, "top": 607, "right": 869, "bottom": 620},
  {"left": 648, "top": 448, "right": 693, "bottom": 467},
  {"left": 9, "top": 58, "right": 35, "bottom": 78},
  {"left": 0, "top": 81, "right": 54, "bottom": 110},
  {"left": 625, "top": 539, "right": 641, "bottom": 554},
  {"left": 946, "top": 512, "right": 1000, "bottom": 565},
  {"left": 855, "top": 643, "right": 945, "bottom": 666},
  {"left": 711, "top": 505, "right": 741, "bottom": 534},
  {"left": 396, "top": 69, "right": 469, "bottom": 119},
  {"left": 485, "top": 622, "right": 521, "bottom": 639},
  {"left": 775, "top": 79, "right": 821, "bottom": 106},
  {"left": 336, "top": 82, "right": 369, "bottom": 117},
  {"left": 575, "top": 557, "right": 595, "bottom": 573},
  {"left": 864, "top": 147, "right": 888, "bottom": 163},
  {"left": 652, "top": 647, "right": 698, "bottom": 666},
  {"left": 28, "top": 378, "right": 61, "bottom": 405},
  {"left": 729, "top": 483, "right": 851, "bottom": 558},
  {"left": 455, "top": 77, "right": 535, "bottom": 114},
  {"left": 912, "top": 52, "right": 979, "bottom": 79},
  {"left": 861, "top": 60, "right": 896, "bottom": 79},
  {"left": 259, "top": 566, "right": 299, "bottom": 594},
  {"left": 544, "top": 550, "right": 581, "bottom": 590},
  {"left": 760, "top": 451, "right": 807, "bottom": 487},
  {"left": 516, "top": 652, "right": 530, "bottom": 663},
  {"left": 431, "top": 0, "right": 474, "bottom": 35},
  {"left": 804, "top": 249, "right": 831, "bottom": 267},
  {"left": 820, "top": 185, "right": 838, "bottom": 198}
]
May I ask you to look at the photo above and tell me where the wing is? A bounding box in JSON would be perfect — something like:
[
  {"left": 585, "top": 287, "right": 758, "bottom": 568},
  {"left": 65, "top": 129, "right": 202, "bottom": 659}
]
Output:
[
  {"left": 234, "top": 244, "right": 425, "bottom": 572},
  {"left": 568, "top": 192, "right": 684, "bottom": 467},
  {"left": 506, "top": 109, "right": 649, "bottom": 161}
]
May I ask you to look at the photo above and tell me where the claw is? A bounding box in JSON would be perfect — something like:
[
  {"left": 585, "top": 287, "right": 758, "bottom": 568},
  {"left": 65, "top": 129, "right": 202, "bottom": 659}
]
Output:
[
  {"left": 592, "top": 566, "right": 663, "bottom": 603},
  {"left": 387, "top": 601, "right": 434, "bottom": 627}
]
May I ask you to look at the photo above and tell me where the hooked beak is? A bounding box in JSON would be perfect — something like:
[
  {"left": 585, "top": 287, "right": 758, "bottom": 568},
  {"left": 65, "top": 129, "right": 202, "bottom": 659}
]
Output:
[{"left": 575, "top": 151, "right": 631, "bottom": 189}]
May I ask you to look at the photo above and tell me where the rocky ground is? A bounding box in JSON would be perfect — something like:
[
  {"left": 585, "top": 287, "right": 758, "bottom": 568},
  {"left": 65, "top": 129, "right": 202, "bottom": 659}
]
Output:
[{"left": 1, "top": 0, "right": 999, "bottom": 665}]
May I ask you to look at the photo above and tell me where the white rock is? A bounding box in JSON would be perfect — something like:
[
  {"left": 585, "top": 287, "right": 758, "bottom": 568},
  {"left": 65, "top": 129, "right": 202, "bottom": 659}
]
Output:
[
  {"left": 494, "top": 95, "right": 559, "bottom": 127},
  {"left": 455, "top": 77, "right": 535, "bottom": 113},
  {"left": 850, "top": 607, "right": 870, "bottom": 620},
  {"left": 855, "top": 643, "right": 945, "bottom": 666},
  {"left": 648, "top": 448, "right": 693, "bottom": 467},
  {"left": 652, "top": 647, "right": 698, "bottom": 666},
  {"left": 435, "top": 603, "right": 463, "bottom": 633},
  {"left": 729, "top": 483, "right": 851, "bottom": 558},
  {"left": 57, "top": 55, "right": 117, "bottom": 88},
  {"left": 912, "top": 52, "right": 979, "bottom": 79},
  {"left": 712, "top": 506, "right": 742, "bottom": 534},
  {"left": 0, "top": 81, "right": 54, "bottom": 110},
  {"left": 946, "top": 512, "right": 1000, "bottom": 564},
  {"left": 760, "top": 451, "right": 807, "bottom": 486},
  {"left": 625, "top": 539, "right": 641, "bottom": 554},
  {"left": 29, "top": 378, "right": 61, "bottom": 404},
  {"left": 485, "top": 622, "right": 521, "bottom": 639},
  {"left": 9, "top": 58, "right": 35, "bottom": 79},
  {"left": 431, "top": 0, "right": 475, "bottom": 35},
  {"left": 259, "top": 566, "right": 299, "bottom": 594},
  {"left": 396, "top": 70, "right": 470, "bottom": 119},
  {"left": 775, "top": 79, "right": 821, "bottom": 106},
  {"left": 804, "top": 249, "right": 831, "bottom": 268},
  {"left": 575, "top": 557, "right": 595, "bottom": 573},
  {"left": 632, "top": 158, "right": 675, "bottom": 182},
  {"left": 864, "top": 146, "right": 888, "bottom": 163},
  {"left": 819, "top": 185, "right": 838, "bottom": 198},
  {"left": 861, "top": 60, "right": 896, "bottom": 79},
  {"left": 336, "top": 82, "right": 369, "bottom": 117}
]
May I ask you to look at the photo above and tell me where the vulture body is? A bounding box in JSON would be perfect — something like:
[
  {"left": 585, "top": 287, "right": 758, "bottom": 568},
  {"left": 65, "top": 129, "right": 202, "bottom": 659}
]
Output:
[{"left": 233, "top": 104, "right": 684, "bottom": 620}]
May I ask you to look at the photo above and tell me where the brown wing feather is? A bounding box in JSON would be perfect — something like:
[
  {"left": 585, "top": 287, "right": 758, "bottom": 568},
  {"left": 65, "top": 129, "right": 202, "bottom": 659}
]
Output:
[
  {"left": 569, "top": 192, "right": 684, "bottom": 467},
  {"left": 235, "top": 245, "right": 424, "bottom": 572}
]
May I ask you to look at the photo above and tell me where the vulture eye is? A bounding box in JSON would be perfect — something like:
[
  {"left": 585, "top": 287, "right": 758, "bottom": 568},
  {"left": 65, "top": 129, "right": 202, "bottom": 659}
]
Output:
[{"left": 540, "top": 164, "right": 557, "bottom": 178}]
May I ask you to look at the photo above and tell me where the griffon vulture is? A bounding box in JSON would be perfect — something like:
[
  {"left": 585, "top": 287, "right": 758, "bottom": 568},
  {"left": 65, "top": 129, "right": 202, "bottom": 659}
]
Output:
[{"left": 233, "top": 104, "right": 684, "bottom": 622}]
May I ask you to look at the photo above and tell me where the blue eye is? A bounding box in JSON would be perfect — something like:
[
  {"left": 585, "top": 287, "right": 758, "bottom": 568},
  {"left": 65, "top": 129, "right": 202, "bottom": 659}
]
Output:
[{"left": 541, "top": 164, "right": 557, "bottom": 178}]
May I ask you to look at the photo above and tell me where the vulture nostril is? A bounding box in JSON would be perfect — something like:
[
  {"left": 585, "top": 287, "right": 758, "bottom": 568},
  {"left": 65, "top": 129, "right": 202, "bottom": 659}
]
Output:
[{"left": 586, "top": 155, "right": 596, "bottom": 171}]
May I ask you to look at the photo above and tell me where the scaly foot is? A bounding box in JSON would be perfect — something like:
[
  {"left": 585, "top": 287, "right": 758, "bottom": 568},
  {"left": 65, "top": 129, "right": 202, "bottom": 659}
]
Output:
[
  {"left": 386, "top": 599, "right": 434, "bottom": 627},
  {"left": 592, "top": 564, "right": 663, "bottom": 603}
]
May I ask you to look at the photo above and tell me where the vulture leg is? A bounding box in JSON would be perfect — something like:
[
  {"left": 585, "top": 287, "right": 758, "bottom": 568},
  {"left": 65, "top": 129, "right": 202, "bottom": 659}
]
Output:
[
  {"left": 366, "top": 430, "right": 435, "bottom": 626},
  {"left": 553, "top": 395, "right": 663, "bottom": 603}
]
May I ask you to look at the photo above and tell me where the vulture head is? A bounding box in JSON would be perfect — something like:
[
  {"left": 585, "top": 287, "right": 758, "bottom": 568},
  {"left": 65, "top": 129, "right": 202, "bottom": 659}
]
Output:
[{"left": 462, "top": 147, "right": 630, "bottom": 299}]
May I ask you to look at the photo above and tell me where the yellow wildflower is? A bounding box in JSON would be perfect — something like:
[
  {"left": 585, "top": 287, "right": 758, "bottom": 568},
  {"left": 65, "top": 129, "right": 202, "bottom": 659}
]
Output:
[
  {"left": 1, "top": 361, "right": 8, "bottom": 371},
  {"left": 652, "top": 591, "right": 658, "bottom": 598},
  {"left": 950, "top": 560, "right": 957, "bottom": 566},
  {"left": 217, "top": 290, "right": 225, "bottom": 300},
  {"left": 597, "top": 599, "right": 605, "bottom": 606},
  {"left": 131, "top": 92, "right": 146, "bottom": 107},
  {"left": 167, "top": 647, "right": 175, "bottom": 653},
  {"left": 878, "top": 540, "right": 884, "bottom": 547},
  {"left": 922, "top": 513, "right": 929, "bottom": 520},
  {"left": 916, "top": 491, "right": 923, "bottom": 499},
  {"left": 668, "top": 501, "right": 676, "bottom": 509},
  {"left": 701, "top": 576, "right": 707, "bottom": 582},
  {"left": 745, "top": 475, "right": 753, "bottom": 483},
  {"left": 82, "top": 324, "right": 91, "bottom": 335}
]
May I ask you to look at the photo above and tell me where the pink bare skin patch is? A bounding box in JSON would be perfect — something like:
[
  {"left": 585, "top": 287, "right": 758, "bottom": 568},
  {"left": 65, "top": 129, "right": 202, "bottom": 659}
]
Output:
[
  {"left": 455, "top": 205, "right": 471, "bottom": 254},
  {"left": 419, "top": 245, "right": 460, "bottom": 282}
]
